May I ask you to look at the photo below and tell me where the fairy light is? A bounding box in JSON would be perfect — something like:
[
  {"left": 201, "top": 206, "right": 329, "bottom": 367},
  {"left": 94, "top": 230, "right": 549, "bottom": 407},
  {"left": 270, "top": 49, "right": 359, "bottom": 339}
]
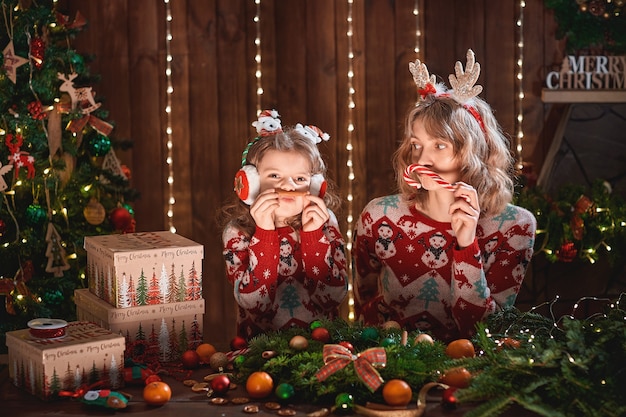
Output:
[
  {"left": 346, "top": 0, "right": 356, "bottom": 321},
  {"left": 164, "top": 0, "right": 176, "bottom": 233},
  {"left": 413, "top": 0, "right": 422, "bottom": 57},
  {"left": 254, "top": 0, "right": 263, "bottom": 114},
  {"left": 515, "top": 0, "right": 525, "bottom": 171}
]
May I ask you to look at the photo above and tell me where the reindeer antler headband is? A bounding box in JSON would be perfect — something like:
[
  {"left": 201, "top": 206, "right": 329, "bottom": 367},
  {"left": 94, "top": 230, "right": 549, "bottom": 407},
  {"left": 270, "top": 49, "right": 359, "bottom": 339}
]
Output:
[{"left": 409, "top": 49, "right": 485, "bottom": 132}]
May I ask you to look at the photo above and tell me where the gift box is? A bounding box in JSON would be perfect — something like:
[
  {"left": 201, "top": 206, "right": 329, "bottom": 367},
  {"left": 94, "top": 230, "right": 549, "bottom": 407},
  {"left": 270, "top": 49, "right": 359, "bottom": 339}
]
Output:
[
  {"left": 5, "top": 321, "right": 125, "bottom": 400},
  {"left": 75, "top": 288, "right": 204, "bottom": 361},
  {"left": 84, "top": 231, "right": 204, "bottom": 308}
]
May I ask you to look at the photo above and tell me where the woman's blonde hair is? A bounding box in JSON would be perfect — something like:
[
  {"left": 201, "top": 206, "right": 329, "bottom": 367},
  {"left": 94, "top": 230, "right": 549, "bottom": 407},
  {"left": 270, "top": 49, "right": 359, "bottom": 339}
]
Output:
[
  {"left": 393, "top": 95, "right": 515, "bottom": 216},
  {"left": 219, "top": 127, "right": 341, "bottom": 237}
]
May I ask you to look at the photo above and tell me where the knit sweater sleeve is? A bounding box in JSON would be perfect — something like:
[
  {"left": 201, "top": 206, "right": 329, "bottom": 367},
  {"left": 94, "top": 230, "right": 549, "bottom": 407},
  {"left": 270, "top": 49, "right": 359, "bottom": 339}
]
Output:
[
  {"left": 300, "top": 210, "right": 348, "bottom": 309},
  {"left": 222, "top": 223, "right": 280, "bottom": 310},
  {"left": 451, "top": 205, "right": 536, "bottom": 336}
]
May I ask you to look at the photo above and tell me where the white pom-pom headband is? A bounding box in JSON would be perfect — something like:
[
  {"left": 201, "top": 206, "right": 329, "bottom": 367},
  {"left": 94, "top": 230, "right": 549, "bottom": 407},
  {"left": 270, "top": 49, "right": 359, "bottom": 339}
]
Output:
[{"left": 409, "top": 49, "right": 485, "bottom": 132}]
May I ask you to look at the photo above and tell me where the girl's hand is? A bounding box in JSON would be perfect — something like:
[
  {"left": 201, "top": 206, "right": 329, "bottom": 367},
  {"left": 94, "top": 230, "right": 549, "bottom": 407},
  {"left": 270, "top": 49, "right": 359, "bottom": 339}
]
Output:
[
  {"left": 449, "top": 182, "right": 479, "bottom": 248},
  {"left": 302, "top": 195, "right": 329, "bottom": 232},
  {"left": 250, "top": 189, "right": 279, "bottom": 230}
]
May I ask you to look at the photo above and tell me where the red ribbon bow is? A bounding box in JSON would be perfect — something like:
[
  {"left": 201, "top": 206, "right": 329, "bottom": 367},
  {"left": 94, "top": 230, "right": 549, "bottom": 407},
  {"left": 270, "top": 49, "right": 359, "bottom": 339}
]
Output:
[
  {"left": 417, "top": 83, "right": 437, "bottom": 99},
  {"left": 315, "top": 344, "right": 386, "bottom": 392}
]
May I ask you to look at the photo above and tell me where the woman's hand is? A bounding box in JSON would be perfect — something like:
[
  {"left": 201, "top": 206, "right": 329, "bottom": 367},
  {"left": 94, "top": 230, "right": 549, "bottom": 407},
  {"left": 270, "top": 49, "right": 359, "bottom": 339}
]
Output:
[
  {"left": 250, "top": 189, "right": 279, "bottom": 230},
  {"left": 449, "top": 182, "right": 479, "bottom": 248},
  {"left": 302, "top": 195, "right": 329, "bottom": 232}
]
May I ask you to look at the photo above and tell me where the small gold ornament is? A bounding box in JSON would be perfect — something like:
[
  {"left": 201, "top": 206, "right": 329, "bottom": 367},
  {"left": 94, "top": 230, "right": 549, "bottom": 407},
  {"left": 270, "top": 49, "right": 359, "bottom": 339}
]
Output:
[{"left": 83, "top": 198, "right": 106, "bottom": 225}]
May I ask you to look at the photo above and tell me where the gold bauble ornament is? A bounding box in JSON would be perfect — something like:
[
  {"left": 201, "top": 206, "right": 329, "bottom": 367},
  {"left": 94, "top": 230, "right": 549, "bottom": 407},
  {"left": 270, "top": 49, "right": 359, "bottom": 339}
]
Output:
[{"left": 83, "top": 198, "right": 106, "bottom": 225}]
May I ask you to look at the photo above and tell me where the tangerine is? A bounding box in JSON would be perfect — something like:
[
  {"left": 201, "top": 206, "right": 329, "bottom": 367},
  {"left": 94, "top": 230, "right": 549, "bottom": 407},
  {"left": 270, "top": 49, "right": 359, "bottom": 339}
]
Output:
[
  {"left": 382, "top": 379, "right": 413, "bottom": 407},
  {"left": 143, "top": 381, "right": 172, "bottom": 406},
  {"left": 245, "top": 371, "right": 274, "bottom": 399},
  {"left": 440, "top": 367, "right": 472, "bottom": 388},
  {"left": 196, "top": 343, "right": 217, "bottom": 363},
  {"left": 445, "top": 338, "right": 475, "bottom": 359}
]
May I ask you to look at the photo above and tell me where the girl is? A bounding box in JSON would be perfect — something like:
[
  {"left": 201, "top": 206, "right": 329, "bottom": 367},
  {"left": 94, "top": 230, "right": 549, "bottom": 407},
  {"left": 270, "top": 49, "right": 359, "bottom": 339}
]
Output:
[
  {"left": 221, "top": 113, "right": 348, "bottom": 339},
  {"left": 354, "top": 50, "right": 536, "bottom": 342}
]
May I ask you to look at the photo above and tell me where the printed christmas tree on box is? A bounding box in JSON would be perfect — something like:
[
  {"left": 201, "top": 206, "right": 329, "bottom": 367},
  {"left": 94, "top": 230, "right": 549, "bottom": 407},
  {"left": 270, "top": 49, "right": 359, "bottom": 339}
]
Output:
[{"left": 84, "top": 231, "right": 204, "bottom": 308}]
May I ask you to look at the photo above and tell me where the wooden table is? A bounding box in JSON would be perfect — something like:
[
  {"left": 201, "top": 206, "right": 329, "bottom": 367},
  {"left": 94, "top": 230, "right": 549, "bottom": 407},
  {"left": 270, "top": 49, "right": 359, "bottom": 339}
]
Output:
[{"left": 1, "top": 365, "right": 536, "bottom": 417}]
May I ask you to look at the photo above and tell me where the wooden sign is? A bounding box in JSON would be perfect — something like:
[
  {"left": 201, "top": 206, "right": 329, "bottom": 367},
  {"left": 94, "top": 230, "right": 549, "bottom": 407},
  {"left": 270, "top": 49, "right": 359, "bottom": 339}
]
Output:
[{"left": 545, "top": 55, "right": 626, "bottom": 90}]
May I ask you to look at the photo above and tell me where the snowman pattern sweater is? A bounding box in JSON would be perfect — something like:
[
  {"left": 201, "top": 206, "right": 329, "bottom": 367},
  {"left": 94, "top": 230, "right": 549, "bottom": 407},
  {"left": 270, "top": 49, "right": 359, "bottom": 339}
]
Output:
[
  {"left": 223, "top": 211, "right": 348, "bottom": 339},
  {"left": 355, "top": 194, "right": 536, "bottom": 342}
]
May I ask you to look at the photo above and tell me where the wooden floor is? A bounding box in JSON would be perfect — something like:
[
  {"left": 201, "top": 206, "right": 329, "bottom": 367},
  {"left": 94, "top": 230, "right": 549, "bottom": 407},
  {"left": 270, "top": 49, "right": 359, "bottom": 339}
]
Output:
[{"left": 0, "top": 365, "right": 537, "bottom": 417}]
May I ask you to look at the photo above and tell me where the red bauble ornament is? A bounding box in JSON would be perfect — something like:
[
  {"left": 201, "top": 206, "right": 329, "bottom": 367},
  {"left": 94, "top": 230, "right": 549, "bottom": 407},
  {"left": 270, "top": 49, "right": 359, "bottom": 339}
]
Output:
[
  {"left": 230, "top": 336, "right": 248, "bottom": 350},
  {"left": 110, "top": 206, "right": 135, "bottom": 233},
  {"left": 442, "top": 387, "right": 458, "bottom": 409},
  {"left": 311, "top": 327, "right": 331, "bottom": 343},
  {"left": 31, "top": 37, "right": 45, "bottom": 69},
  {"left": 181, "top": 350, "right": 201, "bottom": 369},
  {"left": 557, "top": 242, "right": 577, "bottom": 262},
  {"left": 210, "top": 374, "right": 231, "bottom": 395},
  {"left": 338, "top": 341, "right": 354, "bottom": 353}
]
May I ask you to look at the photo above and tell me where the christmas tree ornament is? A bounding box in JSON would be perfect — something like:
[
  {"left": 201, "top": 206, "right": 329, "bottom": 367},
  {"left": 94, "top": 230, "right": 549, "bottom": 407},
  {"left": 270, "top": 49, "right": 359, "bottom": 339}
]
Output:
[
  {"left": 27, "top": 101, "right": 46, "bottom": 120},
  {"left": 2, "top": 40, "right": 28, "bottom": 83},
  {"left": 45, "top": 223, "right": 70, "bottom": 277},
  {"left": 210, "top": 374, "right": 231, "bottom": 395},
  {"left": 0, "top": 162, "right": 12, "bottom": 191},
  {"left": 87, "top": 132, "right": 112, "bottom": 157},
  {"left": 83, "top": 198, "right": 106, "bottom": 225},
  {"left": 310, "top": 320, "right": 322, "bottom": 330},
  {"left": 441, "top": 387, "right": 458, "bottom": 409},
  {"left": 334, "top": 393, "right": 354, "bottom": 414},
  {"left": 5, "top": 133, "right": 36, "bottom": 179},
  {"left": 338, "top": 341, "right": 354, "bottom": 352},
  {"left": 230, "top": 335, "right": 248, "bottom": 350},
  {"left": 101, "top": 149, "right": 126, "bottom": 182},
  {"left": 233, "top": 354, "right": 246, "bottom": 368},
  {"left": 311, "top": 327, "right": 330, "bottom": 343},
  {"left": 382, "top": 320, "right": 401, "bottom": 330},
  {"left": 109, "top": 206, "right": 135, "bottom": 233},
  {"left": 209, "top": 351, "right": 229, "bottom": 371},
  {"left": 181, "top": 349, "right": 200, "bottom": 369},
  {"left": 30, "top": 37, "right": 45, "bottom": 69},
  {"left": 26, "top": 203, "right": 47, "bottom": 226},
  {"left": 360, "top": 327, "right": 379, "bottom": 343},
  {"left": 414, "top": 333, "right": 434, "bottom": 345},
  {"left": 275, "top": 382, "right": 295, "bottom": 401},
  {"left": 381, "top": 337, "right": 395, "bottom": 347},
  {"left": 57, "top": 72, "right": 101, "bottom": 114},
  {"left": 289, "top": 335, "right": 309, "bottom": 350}
]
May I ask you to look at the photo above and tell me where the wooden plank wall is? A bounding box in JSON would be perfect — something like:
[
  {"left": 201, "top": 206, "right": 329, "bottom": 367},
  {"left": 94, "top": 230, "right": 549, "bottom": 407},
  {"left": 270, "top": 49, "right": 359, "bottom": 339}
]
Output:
[{"left": 62, "top": 0, "right": 561, "bottom": 346}]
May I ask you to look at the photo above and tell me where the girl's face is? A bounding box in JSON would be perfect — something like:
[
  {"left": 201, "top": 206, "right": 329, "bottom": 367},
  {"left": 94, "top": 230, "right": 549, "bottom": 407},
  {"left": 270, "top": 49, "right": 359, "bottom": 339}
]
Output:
[
  {"left": 257, "top": 149, "right": 312, "bottom": 221},
  {"left": 409, "top": 119, "right": 461, "bottom": 190}
]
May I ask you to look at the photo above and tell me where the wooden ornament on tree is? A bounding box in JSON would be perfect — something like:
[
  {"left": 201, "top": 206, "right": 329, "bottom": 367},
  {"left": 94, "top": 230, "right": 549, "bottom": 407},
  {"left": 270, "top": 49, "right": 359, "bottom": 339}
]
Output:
[
  {"left": 84, "top": 198, "right": 106, "bottom": 225},
  {"left": 45, "top": 223, "right": 70, "bottom": 277}
]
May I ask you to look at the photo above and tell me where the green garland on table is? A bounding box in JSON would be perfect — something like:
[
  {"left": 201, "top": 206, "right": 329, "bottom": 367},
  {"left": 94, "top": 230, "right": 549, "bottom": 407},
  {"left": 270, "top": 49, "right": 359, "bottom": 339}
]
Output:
[
  {"left": 453, "top": 296, "right": 626, "bottom": 417},
  {"left": 233, "top": 319, "right": 449, "bottom": 405},
  {"left": 544, "top": 0, "right": 626, "bottom": 54},
  {"left": 514, "top": 179, "right": 626, "bottom": 264}
]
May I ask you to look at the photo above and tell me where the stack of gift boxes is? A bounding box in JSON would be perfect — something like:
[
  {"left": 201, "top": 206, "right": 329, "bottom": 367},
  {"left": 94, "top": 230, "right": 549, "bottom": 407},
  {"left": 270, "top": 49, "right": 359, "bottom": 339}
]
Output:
[{"left": 5, "top": 231, "right": 205, "bottom": 400}]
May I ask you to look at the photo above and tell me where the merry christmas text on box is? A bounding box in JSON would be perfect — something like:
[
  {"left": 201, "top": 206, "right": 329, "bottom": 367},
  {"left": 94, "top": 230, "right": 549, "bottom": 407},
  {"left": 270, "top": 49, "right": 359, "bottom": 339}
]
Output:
[
  {"left": 75, "top": 288, "right": 204, "bottom": 361},
  {"left": 84, "top": 231, "right": 204, "bottom": 308},
  {"left": 5, "top": 321, "right": 125, "bottom": 400}
]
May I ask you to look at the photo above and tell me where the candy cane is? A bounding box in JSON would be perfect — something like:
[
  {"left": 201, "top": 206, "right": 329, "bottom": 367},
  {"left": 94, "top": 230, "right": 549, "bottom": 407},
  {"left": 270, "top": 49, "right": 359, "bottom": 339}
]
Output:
[{"left": 403, "top": 164, "right": 455, "bottom": 191}]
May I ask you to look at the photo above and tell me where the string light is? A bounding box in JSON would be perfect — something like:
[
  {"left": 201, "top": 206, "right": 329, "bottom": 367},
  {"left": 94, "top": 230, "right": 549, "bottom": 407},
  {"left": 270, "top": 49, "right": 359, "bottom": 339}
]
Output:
[
  {"left": 515, "top": 0, "right": 525, "bottom": 171},
  {"left": 345, "top": 0, "right": 356, "bottom": 321},
  {"left": 413, "top": 0, "right": 422, "bottom": 57},
  {"left": 164, "top": 0, "right": 176, "bottom": 233},
  {"left": 254, "top": 0, "right": 263, "bottom": 114}
]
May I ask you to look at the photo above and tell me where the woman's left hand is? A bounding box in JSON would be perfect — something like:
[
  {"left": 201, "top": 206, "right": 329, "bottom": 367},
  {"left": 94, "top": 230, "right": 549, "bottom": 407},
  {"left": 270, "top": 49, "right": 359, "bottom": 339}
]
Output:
[
  {"left": 449, "top": 182, "right": 480, "bottom": 249},
  {"left": 302, "top": 195, "right": 330, "bottom": 232}
]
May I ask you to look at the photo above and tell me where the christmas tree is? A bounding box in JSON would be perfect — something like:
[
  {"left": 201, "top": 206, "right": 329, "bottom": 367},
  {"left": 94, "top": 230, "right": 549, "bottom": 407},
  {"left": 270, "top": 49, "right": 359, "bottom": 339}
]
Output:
[{"left": 0, "top": 0, "right": 139, "bottom": 349}]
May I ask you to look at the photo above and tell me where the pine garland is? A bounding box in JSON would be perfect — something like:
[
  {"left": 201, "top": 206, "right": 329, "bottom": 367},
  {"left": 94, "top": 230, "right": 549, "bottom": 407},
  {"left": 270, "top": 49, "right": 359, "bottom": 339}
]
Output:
[{"left": 544, "top": 0, "right": 626, "bottom": 54}]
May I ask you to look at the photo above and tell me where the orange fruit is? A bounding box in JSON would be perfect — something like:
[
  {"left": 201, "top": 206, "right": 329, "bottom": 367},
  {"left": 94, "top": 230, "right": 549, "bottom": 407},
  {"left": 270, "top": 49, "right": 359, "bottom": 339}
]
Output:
[
  {"left": 245, "top": 371, "right": 274, "bottom": 399},
  {"left": 382, "top": 379, "right": 413, "bottom": 407},
  {"left": 143, "top": 381, "right": 172, "bottom": 406},
  {"left": 196, "top": 343, "right": 217, "bottom": 363},
  {"left": 440, "top": 367, "right": 472, "bottom": 388},
  {"left": 445, "top": 338, "right": 475, "bottom": 359}
]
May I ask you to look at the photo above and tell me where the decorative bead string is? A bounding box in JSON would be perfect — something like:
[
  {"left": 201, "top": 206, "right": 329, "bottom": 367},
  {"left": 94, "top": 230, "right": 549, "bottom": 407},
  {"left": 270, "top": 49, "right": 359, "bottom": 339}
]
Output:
[{"left": 403, "top": 164, "right": 455, "bottom": 191}]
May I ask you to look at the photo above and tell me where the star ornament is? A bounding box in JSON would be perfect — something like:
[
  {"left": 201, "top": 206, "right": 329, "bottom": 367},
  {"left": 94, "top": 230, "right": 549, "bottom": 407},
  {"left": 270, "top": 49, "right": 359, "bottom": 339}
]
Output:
[{"left": 3, "top": 41, "right": 29, "bottom": 83}]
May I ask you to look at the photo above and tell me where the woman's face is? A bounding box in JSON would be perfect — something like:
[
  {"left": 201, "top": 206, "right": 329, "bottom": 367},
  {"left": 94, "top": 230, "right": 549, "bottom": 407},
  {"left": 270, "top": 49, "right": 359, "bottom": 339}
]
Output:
[
  {"left": 256, "top": 149, "right": 312, "bottom": 221},
  {"left": 409, "top": 119, "right": 462, "bottom": 190}
]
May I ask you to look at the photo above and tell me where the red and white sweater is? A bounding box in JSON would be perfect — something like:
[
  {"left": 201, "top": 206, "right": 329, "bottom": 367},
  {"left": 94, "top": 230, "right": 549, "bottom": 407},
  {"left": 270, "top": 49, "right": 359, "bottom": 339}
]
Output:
[
  {"left": 354, "top": 195, "right": 536, "bottom": 342},
  {"left": 223, "top": 212, "right": 348, "bottom": 339}
]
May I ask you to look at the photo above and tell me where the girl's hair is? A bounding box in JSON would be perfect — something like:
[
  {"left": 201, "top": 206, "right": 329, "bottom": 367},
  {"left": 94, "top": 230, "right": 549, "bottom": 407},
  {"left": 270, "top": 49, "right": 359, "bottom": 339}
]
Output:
[
  {"left": 392, "top": 95, "right": 515, "bottom": 216},
  {"left": 219, "top": 127, "right": 341, "bottom": 237}
]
